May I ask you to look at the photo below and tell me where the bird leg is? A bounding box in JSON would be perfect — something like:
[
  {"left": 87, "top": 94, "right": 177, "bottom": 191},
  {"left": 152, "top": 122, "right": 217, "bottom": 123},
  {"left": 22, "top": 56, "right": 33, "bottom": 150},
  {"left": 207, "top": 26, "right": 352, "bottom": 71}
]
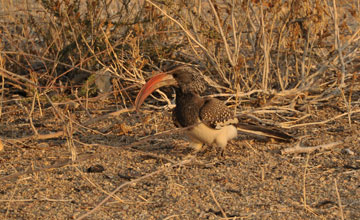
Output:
[{"left": 189, "top": 141, "right": 205, "bottom": 154}]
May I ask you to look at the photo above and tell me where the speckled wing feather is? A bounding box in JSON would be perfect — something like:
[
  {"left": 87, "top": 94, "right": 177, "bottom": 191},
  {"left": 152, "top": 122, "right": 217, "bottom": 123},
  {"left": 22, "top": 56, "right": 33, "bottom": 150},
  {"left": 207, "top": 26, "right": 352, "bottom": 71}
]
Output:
[{"left": 199, "top": 98, "right": 238, "bottom": 129}]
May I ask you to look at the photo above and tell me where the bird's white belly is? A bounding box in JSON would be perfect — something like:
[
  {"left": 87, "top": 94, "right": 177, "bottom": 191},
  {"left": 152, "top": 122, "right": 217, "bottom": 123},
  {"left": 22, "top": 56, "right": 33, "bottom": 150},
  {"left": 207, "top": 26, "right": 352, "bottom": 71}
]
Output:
[{"left": 186, "top": 123, "right": 237, "bottom": 150}]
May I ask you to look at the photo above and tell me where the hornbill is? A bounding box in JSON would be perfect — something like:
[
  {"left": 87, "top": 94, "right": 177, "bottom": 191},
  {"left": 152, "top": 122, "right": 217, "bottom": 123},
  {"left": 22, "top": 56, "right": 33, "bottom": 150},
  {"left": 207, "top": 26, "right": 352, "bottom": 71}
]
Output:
[{"left": 135, "top": 65, "right": 292, "bottom": 153}]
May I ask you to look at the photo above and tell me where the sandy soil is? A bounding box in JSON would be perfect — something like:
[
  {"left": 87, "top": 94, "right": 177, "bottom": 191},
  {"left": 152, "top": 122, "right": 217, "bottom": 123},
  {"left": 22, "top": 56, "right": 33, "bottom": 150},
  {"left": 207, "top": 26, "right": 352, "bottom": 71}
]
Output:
[{"left": 0, "top": 96, "right": 359, "bottom": 220}]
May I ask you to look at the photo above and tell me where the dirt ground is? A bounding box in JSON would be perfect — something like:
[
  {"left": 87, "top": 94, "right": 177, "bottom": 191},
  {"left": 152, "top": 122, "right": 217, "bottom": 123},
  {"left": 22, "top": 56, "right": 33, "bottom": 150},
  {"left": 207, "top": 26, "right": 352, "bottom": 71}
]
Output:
[{"left": 0, "top": 95, "right": 359, "bottom": 220}]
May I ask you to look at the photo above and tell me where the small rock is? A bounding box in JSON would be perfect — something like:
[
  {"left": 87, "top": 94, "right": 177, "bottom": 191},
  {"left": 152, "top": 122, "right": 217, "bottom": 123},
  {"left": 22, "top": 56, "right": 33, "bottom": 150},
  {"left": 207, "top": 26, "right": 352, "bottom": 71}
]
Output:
[
  {"left": 342, "top": 148, "right": 355, "bottom": 155},
  {"left": 86, "top": 164, "right": 105, "bottom": 173}
]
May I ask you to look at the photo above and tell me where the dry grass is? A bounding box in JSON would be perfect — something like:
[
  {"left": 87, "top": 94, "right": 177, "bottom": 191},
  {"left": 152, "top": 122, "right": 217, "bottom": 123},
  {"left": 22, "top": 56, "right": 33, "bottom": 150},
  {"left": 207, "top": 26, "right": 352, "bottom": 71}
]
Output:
[{"left": 0, "top": 0, "right": 359, "bottom": 219}]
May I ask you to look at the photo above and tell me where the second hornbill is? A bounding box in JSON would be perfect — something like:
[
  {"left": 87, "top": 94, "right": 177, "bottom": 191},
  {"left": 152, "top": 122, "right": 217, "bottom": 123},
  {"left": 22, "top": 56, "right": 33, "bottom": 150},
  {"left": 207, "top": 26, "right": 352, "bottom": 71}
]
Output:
[{"left": 135, "top": 65, "right": 292, "bottom": 153}]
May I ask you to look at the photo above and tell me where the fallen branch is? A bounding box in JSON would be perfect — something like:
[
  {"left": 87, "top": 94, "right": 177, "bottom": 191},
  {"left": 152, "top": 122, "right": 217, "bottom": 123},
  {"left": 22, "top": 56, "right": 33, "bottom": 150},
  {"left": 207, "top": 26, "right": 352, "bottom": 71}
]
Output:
[{"left": 281, "top": 141, "right": 343, "bottom": 155}]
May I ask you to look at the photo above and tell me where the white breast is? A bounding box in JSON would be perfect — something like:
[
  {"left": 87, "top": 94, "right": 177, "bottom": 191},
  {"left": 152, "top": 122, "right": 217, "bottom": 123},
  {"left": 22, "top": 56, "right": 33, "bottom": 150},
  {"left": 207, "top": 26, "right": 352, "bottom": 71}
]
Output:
[{"left": 185, "top": 122, "right": 237, "bottom": 151}]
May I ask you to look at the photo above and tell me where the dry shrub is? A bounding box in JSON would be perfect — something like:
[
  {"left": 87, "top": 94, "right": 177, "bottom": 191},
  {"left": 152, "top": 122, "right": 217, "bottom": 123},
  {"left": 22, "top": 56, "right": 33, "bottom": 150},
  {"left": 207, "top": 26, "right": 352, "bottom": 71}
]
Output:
[{"left": 0, "top": 0, "right": 359, "bottom": 112}]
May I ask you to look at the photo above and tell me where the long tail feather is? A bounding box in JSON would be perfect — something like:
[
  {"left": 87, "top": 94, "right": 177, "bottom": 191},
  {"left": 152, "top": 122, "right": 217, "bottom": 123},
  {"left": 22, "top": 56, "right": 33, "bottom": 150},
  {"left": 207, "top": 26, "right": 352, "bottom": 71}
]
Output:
[{"left": 236, "top": 123, "right": 293, "bottom": 141}]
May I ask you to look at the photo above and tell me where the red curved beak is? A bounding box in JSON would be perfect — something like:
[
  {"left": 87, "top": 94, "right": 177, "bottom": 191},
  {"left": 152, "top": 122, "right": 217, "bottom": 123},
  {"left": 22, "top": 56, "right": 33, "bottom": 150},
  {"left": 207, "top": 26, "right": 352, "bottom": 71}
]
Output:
[{"left": 135, "top": 73, "right": 177, "bottom": 111}]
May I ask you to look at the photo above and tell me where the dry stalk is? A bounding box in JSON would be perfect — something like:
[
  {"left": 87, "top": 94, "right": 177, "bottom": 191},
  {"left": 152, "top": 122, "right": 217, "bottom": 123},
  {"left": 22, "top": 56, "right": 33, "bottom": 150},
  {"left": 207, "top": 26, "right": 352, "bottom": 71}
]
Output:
[
  {"left": 275, "top": 5, "right": 292, "bottom": 91},
  {"left": 4, "top": 177, "right": 19, "bottom": 219},
  {"left": 302, "top": 153, "right": 310, "bottom": 209},
  {"left": 6, "top": 131, "right": 65, "bottom": 143},
  {"left": 330, "top": 0, "right": 346, "bottom": 88},
  {"left": 300, "top": 24, "right": 310, "bottom": 88},
  {"left": 65, "top": 111, "right": 77, "bottom": 162},
  {"left": 0, "top": 73, "right": 4, "bottom": 118},
  {"left": 231, "top": 1, "right": 241, "bottom": 62},
  {"left": 0, "top": 197, "right": 72, "bottom": 202},
  {"left": 209, "top": 188, "right": 227, "bottom": 219},
  {"left": 282, "top": 109, "right": 360, "bottom": 129},
  {"left": 29, "top": 91, "right": 39, "bottom": 136},
  {"left": 260, "top": 2, "right": 269, "bottom": 91},
  {"left": 0, "top": 38, "right": 4, "bottom": 117},
  {"left": 302, "top": 153, "right": 318, "bottom": 216},
  {"left": 334, "top": 179, "right": 345, "bottom": 220},
  {"left": 208, "top": 0, "right": 234, "bottom": 67},
  {"left": 329, "top": 0, "right": 351, "bottom": 126}
]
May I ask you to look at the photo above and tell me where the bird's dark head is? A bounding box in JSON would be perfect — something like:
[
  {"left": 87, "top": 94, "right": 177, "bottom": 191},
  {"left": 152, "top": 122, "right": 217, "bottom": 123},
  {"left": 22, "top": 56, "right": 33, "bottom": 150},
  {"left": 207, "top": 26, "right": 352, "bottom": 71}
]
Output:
[
  {"left": 168, "top": 66, "right": 206, "bottom": 94},
  {"left": 135, "top": 65, "right": 206, "bottom": 111}
]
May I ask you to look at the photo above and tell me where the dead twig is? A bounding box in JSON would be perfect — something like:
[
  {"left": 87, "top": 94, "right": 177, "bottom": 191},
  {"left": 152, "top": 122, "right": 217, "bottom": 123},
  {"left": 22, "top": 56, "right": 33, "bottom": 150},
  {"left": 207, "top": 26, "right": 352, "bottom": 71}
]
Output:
[
  {"left": 334, "top": 179, "right": 345, "bottom": 220},
  {"left": 303, "top": 154, "right": 309, "bottom": 210},
  {"left": 209, "top": 188, "right": 228, "bottom": 219},
  {"left": 0, "top": 197, "right": 72, "bottom": 202},
  {"left": 281, "top": 141, "right": 343, "bottom": 155},
  {"left": 5, "top": 131, "right": 65, "bottom": 143},
  {"left": 208, "top": 0, "right": 234, "bottom": 67},
  {"left": 302, "top": 154, "right": 317, "bottom": 215}
]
